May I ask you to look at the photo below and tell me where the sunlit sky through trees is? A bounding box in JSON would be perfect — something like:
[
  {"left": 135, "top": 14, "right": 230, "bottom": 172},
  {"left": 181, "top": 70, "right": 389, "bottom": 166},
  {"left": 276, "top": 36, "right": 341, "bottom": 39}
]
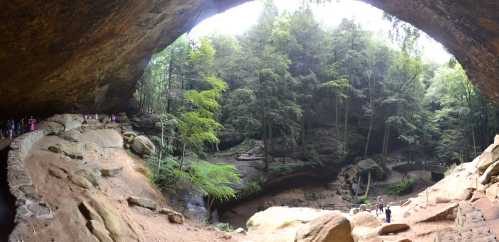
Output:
[{"left": 189, "top": 0, "right": 452, "bottom": 64}]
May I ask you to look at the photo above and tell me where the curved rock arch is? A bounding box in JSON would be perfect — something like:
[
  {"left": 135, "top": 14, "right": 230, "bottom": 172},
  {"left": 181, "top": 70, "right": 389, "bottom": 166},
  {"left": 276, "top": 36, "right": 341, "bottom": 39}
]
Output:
[{"left": 0, "top": 0, "right": 497, "bottom": 116}]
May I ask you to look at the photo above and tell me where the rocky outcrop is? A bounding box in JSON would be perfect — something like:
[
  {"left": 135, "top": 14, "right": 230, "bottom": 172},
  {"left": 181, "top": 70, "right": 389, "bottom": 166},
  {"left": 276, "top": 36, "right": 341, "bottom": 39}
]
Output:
[
  {"left": 0, "top": 0, "right": 497, "bottom": 120},
  {"left": 7, "top": 126, "right": 62, "bottom": 241}
]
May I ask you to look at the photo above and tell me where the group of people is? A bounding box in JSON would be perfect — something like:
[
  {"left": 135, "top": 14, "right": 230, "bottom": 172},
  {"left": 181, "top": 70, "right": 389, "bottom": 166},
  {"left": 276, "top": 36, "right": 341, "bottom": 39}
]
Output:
[
  {"left": 0, "top": 116, "right": 37, "bottom": 139},
  {"left": 83, "top": 114, "right": 118, "bottom": 123},
  {"left": 375, "top": 196, "right": 392, "bottom": 223}
]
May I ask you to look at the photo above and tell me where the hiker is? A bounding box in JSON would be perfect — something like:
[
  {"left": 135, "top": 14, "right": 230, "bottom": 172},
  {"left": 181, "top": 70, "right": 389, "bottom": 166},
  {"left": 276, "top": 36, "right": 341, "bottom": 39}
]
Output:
[
  {"left": 8, "top": 120, "right": 14, "bottom": 139},
  {"left": 376, "top": 196, "right": 384, "bottom": 215},
  {"left": 385, "top": 206, "right": 392, "bottom": 223},
  {"left": 28, "top": 116, "right": 37, "bottom": 131}
]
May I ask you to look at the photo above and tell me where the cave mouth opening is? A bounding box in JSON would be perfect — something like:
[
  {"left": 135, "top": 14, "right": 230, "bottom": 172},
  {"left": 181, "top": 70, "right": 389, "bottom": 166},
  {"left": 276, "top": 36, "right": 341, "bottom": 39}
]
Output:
[{"left": 0, "top": 143, "right": 16, "bottom": 240}]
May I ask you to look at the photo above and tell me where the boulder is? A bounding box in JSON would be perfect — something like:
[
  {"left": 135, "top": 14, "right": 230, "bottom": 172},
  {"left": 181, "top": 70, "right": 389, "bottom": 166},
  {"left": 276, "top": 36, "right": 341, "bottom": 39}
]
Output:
[
  {"left": 247, "top": 207, "right": 329, "bottom": 232},
  {"left": 478, "top": 144, "right": 499, "bottom": 173},
  {"left": 131, "top": 135, "right": 156, "bottom": 157},
  {"left": 377, "top": 223, "right": 410, "bottom": 235},
  {"left": 295, "top": 211, "right": 354, "bottom": 242},
  {"left": 351, "top": 211, "right": 381, "bottom": 228},
  {"left": 351, "top": 212, "right": 381, "bottom": 241},
  {"left": 100, "top": 166, "right": 123, "bottom": 177},
  {"left": 127, "top": 196, "right": 157, "bottom": 210},
  {"left": 159, "top": 208, "right": 184, "bottom": 224},
  {"left": 122, "top": 131, "right": 138, "bottom": 144},
  {"left": 480, "top": 160, "right": 499, "bottom": 184}
]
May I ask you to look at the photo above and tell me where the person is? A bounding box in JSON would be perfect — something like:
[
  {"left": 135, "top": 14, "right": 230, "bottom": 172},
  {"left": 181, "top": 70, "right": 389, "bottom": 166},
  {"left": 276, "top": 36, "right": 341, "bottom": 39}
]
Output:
[
  {"left": 376, "top": 196, "right": 384, "bottom": 215},
  {"left": 28, "top": 116, "right": 37, "bottom": 131},
  {"left": 385, "top": 206, "right": 392, "bottom": 223},
  {"left": 8, "top": 120, "right": 14, "bottom": 139}
]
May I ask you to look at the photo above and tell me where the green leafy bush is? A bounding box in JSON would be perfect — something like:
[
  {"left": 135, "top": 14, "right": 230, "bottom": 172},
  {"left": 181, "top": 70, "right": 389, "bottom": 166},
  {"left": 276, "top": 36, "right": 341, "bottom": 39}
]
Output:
[
  {"left": 356, "top": 196, "right": 370, "bottom": 205},
  {"left": 149, "top": 157, "right": 240, "bottom": 204},
  {"left": 386, "top": 178, "right": 416, "bottom": 195}
]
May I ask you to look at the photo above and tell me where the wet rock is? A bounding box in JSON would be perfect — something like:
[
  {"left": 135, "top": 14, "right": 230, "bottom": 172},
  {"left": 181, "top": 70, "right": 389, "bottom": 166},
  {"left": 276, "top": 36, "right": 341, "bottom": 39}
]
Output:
[
  {"left": 295, "top": 211, "right": 353, "bottom": 242},
  {"left": 377, "top": 223, "right": 410, "bottom": 235},
  {"left": 127, "top": 196, "right": 157, "bottom": 210},
  {"left": 159, "top": 208, "right": 184, "bottom": 224},
  {"left": 131, "top": 135, "right": 156, "bottom": 157}
]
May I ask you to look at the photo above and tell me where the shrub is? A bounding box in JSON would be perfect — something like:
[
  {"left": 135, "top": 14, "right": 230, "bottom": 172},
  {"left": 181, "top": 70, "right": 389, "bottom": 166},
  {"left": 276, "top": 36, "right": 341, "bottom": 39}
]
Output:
[
  {"left": 356, "top": 196, "right": 370, "bottom": 205},
  {"left": 387, "top": 178, "right": 416, "bottom": 195}
]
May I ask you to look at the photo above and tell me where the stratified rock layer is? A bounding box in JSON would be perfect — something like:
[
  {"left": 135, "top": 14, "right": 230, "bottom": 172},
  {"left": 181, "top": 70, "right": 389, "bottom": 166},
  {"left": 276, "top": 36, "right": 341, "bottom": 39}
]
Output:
[{"left": 0, "top": 0, "right": 497, "bottom": 115}]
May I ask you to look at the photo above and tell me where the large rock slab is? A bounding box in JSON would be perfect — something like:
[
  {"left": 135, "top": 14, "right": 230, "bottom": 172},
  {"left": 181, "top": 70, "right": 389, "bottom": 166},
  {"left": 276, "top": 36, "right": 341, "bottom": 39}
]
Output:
[
  {"left": 247, "top": 207, "right": 330, "bottom": 232},
  {"left": 478, "top": 143, "right": 499, "bottom": 173},
  {"left": 480, "top": 160, "right": 499, "bottom": 184},
  {"left": 295, "top": 211, "right": 353, "bottom": 242},
  {"left": 127, "top": 196, "right": 157, "bottom": 210},
  {"left": 377, "top": 223, "right": 410, "bottom": 235}
]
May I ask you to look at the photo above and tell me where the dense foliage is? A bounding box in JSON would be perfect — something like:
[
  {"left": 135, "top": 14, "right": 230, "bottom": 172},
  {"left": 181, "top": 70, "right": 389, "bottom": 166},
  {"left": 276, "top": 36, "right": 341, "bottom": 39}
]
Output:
[{"left": 136, "top": 1, "right": 499, "bottom": 177}]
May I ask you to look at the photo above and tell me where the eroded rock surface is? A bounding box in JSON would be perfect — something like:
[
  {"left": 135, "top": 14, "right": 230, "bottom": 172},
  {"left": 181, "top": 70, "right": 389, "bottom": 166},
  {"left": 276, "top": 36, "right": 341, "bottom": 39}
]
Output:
[{"left": 0, "top": 0, "right": 497, "bottom": 116}]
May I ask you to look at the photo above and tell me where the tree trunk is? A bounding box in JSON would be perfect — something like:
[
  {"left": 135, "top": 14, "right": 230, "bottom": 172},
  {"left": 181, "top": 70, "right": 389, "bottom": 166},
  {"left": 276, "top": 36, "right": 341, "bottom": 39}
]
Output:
[
  {"left": 382, "top": 124, "right": 390, "bottom": 156},
  {"left": 364, "top": 116, "right": 374, "bottom": 158},
  {"left": 180, "top": 143, "right": 186, "bottom": 170},
  {"left": 335, "top": 95, "right": 339, "bottom": 136},
  {"left": 343, "top": 98, "right": 349, "bottom": 155},
  {"left": 364, "top": 170, "right": 372, "bottom": 198},
  {"left": 166, "top": 49, "right": 174, "bottom": 113}
]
